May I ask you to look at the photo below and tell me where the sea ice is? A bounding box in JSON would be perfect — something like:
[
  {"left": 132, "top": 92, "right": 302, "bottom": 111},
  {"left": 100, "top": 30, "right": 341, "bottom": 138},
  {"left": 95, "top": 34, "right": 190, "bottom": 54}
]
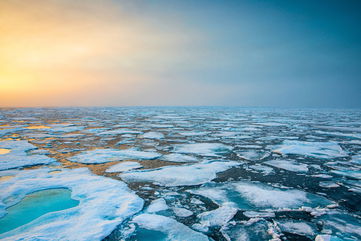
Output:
[
  {"left": 141, "top": 132, "right": 164, "bottom": 139},
  {"left": 264, "top": 159, "right": 309, "bottom": 172},
  {"left": 0, "top": 140, "right": 56, "bottom": 170},
  {"left": 146, "top": 198, "right": 168, "bottom": 213},
  {"left": 190, "top": 181, "right": 331, "bottom": 210},
  {"left": 173, "top": 143, "right": 233, "bottom": 156},
  {"left": 161, "top": 153, "right": 198, "bottom": 163},
  {"left": 69, "top": 148, "right": 161, "bottom": 164},
  {"left": 132, "top": 214, "right": 209, "bottom": 241},
  {"left": 272, "top": 140, "right": 347, "bottom": 159},
  {"left": 195, "top": 205, "right": 238, "bottom": 232},
  {"left": 172, "top": 207, "right": 193, "bottom": 217},
  {"left": 105, "top": 161, "right": 142, "bottom": 173},
  {"left": 0, "top": 168, "right": 143, "bottom": 240},
  {"left": 120, "top": 161, "right": 240, "bottom": 186}
]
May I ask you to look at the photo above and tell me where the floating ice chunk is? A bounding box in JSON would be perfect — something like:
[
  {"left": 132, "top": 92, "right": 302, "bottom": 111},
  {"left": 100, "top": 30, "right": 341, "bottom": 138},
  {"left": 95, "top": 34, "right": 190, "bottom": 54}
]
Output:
[
  {"left": 196, "top": 205, "right": 238, "bottom": 231},
  {"left": 97, "top": 129, "right": 142, "bottom": 136},
  {"left": 132, "top": 214, "right": 209, "bottom": 241},
  {"left": 161, "top": 153, "right": 198, "bottom": 163},
  {"left": 172, "top": 207, "right": 193, "bottom": 217},
  {"left": 315, "top": 235, "right": 344, "bottom": 241},
  {"left": 178, "top": 131, "right": 209, "bottom": 136},
  {"left": 47, "top": 124, "right": 85, "bottom": 133},
  {"left": 120, "top": 161, "right": 240, "bottom": 186},
  {"left": 277, "top": 220, "right": 315, "bottom": 237},
  {"left": 173, "top": 143, "right": 233, "bottom": 156},
  {"left": 236, "top": 150, "right": 269, "bottom": 161},
  {"left": 243, "top": 211, "right": 275, "bottom": 218},
  {"left": 273, "top": 140, "right": 347, "bottom": 159},
  {"left": 141, "top": 132, "right": 164, "bottom": 139},
  {"left": 147, "top": 198, "right": 168, "bottom": 213},
  {"left": 0, "top": 140, "right": 56, "bottom": 170},
  {"left": 105, "top": 162, "right": 142, "bottom": 173},
  {"left": 312, "top": 174, "right": 333, "bottom": 179},
  {"left": 331, "top": 170, "right": 361, "bottom": 180},
  {"left": 0, "top": 168, "right": 143, "bottom": 240},
  {"left": 249, "top": 164, "right": 274, "bottom": 175},
  {"left": 191, "top": 181, "right": 331, "bottom": 210},
  {"left": 264, "top": 159, "right": 308, "bottom": 173},
  {"left": 319, "top": 181, "right": 340, "bottom": 188},
  {"left": 69, "top": 148, "right": 161, "bottom": 164}
]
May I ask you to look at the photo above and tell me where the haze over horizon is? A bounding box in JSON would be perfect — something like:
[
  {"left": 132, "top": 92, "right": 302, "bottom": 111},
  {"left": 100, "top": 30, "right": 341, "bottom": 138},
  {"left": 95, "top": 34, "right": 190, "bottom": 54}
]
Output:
[{"left": 1, "top": 0, "right": 360, "bottom": 108}]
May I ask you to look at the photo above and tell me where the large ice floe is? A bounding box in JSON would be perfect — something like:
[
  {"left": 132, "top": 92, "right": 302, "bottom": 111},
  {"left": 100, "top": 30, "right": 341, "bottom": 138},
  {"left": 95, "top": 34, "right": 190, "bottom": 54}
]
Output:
[
  {"left": 120, "top": 161, "right": 240, "bottom": 186},
  {"left": 132, "top": 214, "right": 209, "bottom": 241},
  {"left": 105, "top": 161, "right": 142, "bottom": 173},
  {"left": 272, "top": 140, "right": 347, "bottom": 159},
  {"left": 190, "top": 181, "right": 332, "bottom": 210},
  {"left": 173, "top": 143, "right": 233, "bottom": 156},
  {"left": 0, "top": 168, "right": 143, "bottom": 240},
  {"left": 68, "top": 148, "right": 161, "bottom": 164},
  {"left": 264, "top": 159, "right": 309, "bottom": 172},
  {"left": 0, "top": 140, "right": 56, "bottom": 170}
]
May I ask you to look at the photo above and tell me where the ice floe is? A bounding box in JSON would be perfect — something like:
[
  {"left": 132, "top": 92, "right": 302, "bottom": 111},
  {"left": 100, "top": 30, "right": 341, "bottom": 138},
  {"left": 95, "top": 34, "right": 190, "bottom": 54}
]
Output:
[
  {"left": 194, "top": 205, "right": 238, "bottom": 232},
  {"left": 69, "top": 148, "right": 161, "bottom": 164},
  {"left": 120, "top": 161, "right": 240, "bottom": 186},
  {"left": 0, "top": 140, "right": 56, "bottom": 170},
  {"left": 141, "top": 132, "right": 164, "bottom": 139},
  {"left": 105, "top": 161, "right": 142, "bottom": 173},
  {"left": 173, "top": 143, "right": 233, "bottom": 157},
  {"left": 190, "top": 181, "right": 332, "bottom": 210},
  {"left": 0, "top": 168, "right": 143, "bottom": 240},
  {"left": 132, "top": 214, "right": 209, "bottom": 241},
  {"left": 161, "top": 153, "right": 198, "bottom": 163},
  {"left": 264, "top": 159, "right": 309, "bottom": 173},
  {"left": 272, "top": 140, "right": 347, "bottom": 159},
  {"left": 146, "top": 198, "right": 169, "bottom": 213}
]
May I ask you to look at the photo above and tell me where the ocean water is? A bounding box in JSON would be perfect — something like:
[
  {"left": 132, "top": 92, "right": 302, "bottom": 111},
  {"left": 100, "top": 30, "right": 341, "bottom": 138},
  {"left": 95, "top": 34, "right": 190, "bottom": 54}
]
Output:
[{"left": 0, "top": 107, "right": 360, "bottom": 240}]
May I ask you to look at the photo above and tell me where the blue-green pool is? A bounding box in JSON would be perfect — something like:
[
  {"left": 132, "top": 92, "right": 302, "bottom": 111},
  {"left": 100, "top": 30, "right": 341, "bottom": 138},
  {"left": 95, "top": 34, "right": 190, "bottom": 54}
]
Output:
[{"left": 0, "top": 188, "right": 79, "bottom": 234}]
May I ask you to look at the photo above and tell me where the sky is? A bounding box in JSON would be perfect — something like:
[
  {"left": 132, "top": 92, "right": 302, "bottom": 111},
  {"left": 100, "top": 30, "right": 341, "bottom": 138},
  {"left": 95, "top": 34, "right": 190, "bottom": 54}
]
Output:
[{"left": 0, "top": 0, "right": 360, "bottom": 108}]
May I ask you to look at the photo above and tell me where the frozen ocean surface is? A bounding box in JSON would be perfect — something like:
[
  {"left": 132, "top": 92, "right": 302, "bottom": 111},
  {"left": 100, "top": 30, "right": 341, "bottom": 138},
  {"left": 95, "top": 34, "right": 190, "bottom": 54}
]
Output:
[{"left": 0, "top": 107, "right": 360, "bottom": 240}]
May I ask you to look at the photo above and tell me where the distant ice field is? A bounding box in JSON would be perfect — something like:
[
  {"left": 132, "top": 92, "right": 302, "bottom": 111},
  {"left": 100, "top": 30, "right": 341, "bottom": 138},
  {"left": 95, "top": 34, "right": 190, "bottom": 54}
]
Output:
[{"left": 0, "top": 107, "right": 360, "bottom": 241}]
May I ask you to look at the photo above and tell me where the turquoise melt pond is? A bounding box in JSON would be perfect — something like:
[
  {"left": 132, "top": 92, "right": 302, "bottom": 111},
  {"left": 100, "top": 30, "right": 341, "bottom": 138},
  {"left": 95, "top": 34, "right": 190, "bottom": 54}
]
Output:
[{"left": 0, "top": 188, "right": 79, "bottom": 234}]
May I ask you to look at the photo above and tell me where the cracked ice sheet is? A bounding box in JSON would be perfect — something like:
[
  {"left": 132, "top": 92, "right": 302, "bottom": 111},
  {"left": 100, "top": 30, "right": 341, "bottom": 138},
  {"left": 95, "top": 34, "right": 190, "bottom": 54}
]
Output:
[
  {"left": 120, "top": 161, "right": 240, "bottom": 186},
  {"left": 272, "top": 140, "right": 347, "bottom": 159},
  {"left": 264, "top": 159, "right": 309, "bottom": 173},
  {"left": 0, "top": 140, "right": 57, "bottom": 171},
  {"left": 68, "top": 148, "right": 161, "bottom": 164},
  {"left": 173, "top": 143, "right": 233, "bottom": 157},
  {"left": 132, "top": 214, "right": 209, "bottom": 241},
  {"left": 190, "top": 181, "right": 332, "bottom": 210},
  {"left": 0, "top": 168, "right": 143, "bottom": 241}
]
